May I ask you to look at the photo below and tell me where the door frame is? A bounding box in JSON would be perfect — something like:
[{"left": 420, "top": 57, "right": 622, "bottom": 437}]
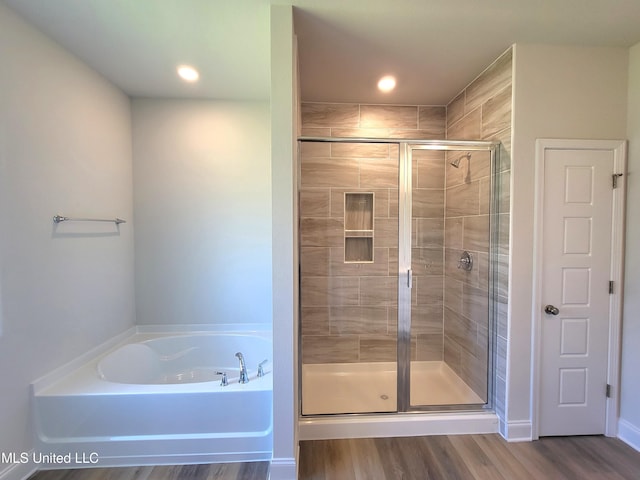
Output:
[{"left": 531, "top": 138, "right": 627, "bottom": 439}]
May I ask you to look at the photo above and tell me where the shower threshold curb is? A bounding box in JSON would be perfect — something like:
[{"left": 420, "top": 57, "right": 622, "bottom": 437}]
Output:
[{"left": 298, "top": 411, "right": 499, "bottom": 441}]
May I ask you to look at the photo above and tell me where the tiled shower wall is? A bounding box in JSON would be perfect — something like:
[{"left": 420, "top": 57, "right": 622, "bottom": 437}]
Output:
[
  {"left": 442, "top": 149, "right": 492, "bottom": 400},
  {"left": 299, "top": 104, "right": 447, "bottom": 364},
  {"left": 445, "top": 48, "right": 512, "bottom": 406}
]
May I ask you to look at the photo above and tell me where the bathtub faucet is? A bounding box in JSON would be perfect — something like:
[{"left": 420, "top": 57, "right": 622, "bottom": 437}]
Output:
[
  {"left": 235, "top": 352, "right": 249, "bottom": 384},
  {"left": 257, "top": 359, "right": 268, "bottom": 377},
  {"left": 215, "top": 371, "right": 228, "bottom": 387}
]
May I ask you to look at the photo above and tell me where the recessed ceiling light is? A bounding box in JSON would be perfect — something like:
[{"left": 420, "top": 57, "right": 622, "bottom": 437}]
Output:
[
  {"left": 177, "top": 65, "right": 199, "bottom": 82},
  {"left": 377, "top": 75, "right": 396, "bottom": 93}
]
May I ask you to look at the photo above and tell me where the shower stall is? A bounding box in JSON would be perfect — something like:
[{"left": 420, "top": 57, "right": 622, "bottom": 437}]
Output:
[{"left": 298, "top": 137, "right": 499, "bottom": 418}]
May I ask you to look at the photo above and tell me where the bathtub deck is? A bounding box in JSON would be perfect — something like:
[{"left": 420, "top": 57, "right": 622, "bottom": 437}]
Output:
[{"left": 302, "top": 361, "right": 483, "bottom": 415}]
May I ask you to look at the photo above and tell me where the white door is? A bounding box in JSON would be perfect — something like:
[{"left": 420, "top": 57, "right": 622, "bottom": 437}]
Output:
[{"left": 538, "top": 147, "right": 616, "bottom": 436}]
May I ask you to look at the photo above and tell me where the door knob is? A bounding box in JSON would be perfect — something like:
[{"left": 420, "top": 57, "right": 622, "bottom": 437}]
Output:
[{"left": 544, "top": 304, "right": 559, "bottom": 315}]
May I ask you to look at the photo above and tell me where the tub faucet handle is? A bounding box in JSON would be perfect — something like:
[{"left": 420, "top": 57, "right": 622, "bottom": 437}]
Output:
[
  {"left": 257, "top": 359, "right": 268, "bottom": 377},
  {"left": 215, "top": 371, "right": 228, "bottom": 387}
]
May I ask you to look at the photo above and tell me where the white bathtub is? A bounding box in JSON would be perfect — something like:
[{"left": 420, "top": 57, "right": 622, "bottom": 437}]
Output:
[{"left": 31, "top": 328, "right": 273, "bottom": 467}]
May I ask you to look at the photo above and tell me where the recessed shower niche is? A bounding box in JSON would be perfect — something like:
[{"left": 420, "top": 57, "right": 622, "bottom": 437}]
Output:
[{"left": 344, "top": 192, "right": 374, "bottom": 263}]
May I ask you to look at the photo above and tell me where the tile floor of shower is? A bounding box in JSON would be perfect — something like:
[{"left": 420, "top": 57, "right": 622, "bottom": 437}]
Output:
[{"left": 302, "top": 361, "right": 483, "bottom": 415}]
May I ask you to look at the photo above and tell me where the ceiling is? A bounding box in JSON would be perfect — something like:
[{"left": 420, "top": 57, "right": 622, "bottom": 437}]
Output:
[{"left": 4, "top": 0, "right": 640, "bottom": 105}]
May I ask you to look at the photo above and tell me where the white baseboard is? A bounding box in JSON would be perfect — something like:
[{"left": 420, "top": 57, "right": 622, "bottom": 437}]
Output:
[
  {"left": 499, "top": 417, "right": 508, "bottom": 438},
  {"left": 618, "top": 419, "right": 640, "bottom": 452},
  {"left": 0, "top": 452, "right": 36, "bottom": 480},
  {"left": 503, "top": 420, "right": 533, "bottom": 442},
  {"left": 269, "top": 458, "right": 297, "bottom": 480}
]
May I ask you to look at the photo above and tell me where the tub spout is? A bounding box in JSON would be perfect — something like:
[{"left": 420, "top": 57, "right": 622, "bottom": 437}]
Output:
[{"left": 235, "top": 352, "right": 249, "bottom": 384}]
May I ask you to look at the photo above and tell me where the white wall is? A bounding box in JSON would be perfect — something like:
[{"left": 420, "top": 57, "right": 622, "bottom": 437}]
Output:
[
  {"left": 0, "top": 3, "right": 134, "bottom": 475},
  {"left": 620, "top": 42, "right": 640, "bottom": 449},
  {"left": 132, "top": 99, "right": 272, "bottom": 325},
  {"left": 509, "top": 44, "right": 628, "bottom": 439},
  {"left": 269, "top": 5, "right": 299, "bottom": 480}
]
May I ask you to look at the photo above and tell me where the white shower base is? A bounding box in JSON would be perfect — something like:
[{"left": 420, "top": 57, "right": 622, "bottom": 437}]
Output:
[
  {"left": 302, "top": 361, "right": 483, "bottom": 415},
  {"left": 299, "top": 361, "right": 498, "bottom": 440}
]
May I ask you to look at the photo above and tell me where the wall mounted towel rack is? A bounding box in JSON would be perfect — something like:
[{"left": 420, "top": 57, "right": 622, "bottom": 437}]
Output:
[{"left": 53, "top": 215, "right": 126, "bottom": 225}]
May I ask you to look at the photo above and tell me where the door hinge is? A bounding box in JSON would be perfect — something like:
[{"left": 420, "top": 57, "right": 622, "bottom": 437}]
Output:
[
  {"left": 609, "top": 281, "right": 614, "bottom": 294},
  {"left": 612, "top": 173, "right": 623, "bottom": 188},
  {"left": 407, "top": 269, "right": 413, "bottom": 289},
  {"left": 606, "top": 384, "right": 612, "bottom": 398}
]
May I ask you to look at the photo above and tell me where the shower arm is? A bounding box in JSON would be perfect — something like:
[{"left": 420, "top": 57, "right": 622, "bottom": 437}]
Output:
[{"left": 450, "top": 153, "right": 472, "bottom": 168}]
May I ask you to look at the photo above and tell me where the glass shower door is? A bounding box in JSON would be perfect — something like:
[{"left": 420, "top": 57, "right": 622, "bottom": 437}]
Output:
[
  {"left": 406, "top": 145, "right": 494, "bottom": 409},
  {"left": 299, "top": 140, "right": 399, "bottom": 415}
]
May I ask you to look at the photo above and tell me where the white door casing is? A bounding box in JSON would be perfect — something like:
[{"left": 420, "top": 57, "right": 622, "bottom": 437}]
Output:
[{"left": 533, "top": 139, "right": 626, "bottom": 438}]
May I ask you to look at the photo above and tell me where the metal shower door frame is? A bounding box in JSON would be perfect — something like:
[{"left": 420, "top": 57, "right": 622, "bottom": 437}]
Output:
[
  {"left": 398, "top": 141, "right": 499, "bottom": 413},
  {"left": 298, "top": 136, "right": 500, "bottom": 416}
]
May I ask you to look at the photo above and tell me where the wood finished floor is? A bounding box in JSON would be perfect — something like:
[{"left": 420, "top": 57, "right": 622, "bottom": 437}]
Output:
[
  {"left": 27, "top": 434, "right": 640, "bottom": 480},
  {"left": 28, "top": 462, "right": 270, "bottom": 480},
  {"left": 299, "top": 435, "right": 640, "bottom": 480}
]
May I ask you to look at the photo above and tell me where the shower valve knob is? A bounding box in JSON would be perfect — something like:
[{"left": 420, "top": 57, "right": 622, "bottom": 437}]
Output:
[{"left": 457, "top": 251, "right": 473, "bottom": 271}]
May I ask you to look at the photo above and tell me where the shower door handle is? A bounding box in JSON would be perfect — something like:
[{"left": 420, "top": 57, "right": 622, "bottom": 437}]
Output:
[{"left": 407, "top": 269, "right": 413, "bottom": 289}]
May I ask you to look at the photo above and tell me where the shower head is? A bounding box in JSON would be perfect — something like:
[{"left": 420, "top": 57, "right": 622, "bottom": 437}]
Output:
[{"left": 450, "top": 153, "right": 471, "bottom": 168}]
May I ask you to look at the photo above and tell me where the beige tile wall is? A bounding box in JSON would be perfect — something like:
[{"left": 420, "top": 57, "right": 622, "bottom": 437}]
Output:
[
  {"left": 442, "top": 149, "right": 491, "bottom": 400},
  {"left": 300, "top": 103, "right": 446, "bottom": 364},
  {"left": 412, "top": 149, "right": 446, "bottom": 361},
  {"left": 444, "top": 47, "right": 512, "bottom": 405},
  {"left": 301, "top": 104, "right": 446, "bottom": 139}
]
